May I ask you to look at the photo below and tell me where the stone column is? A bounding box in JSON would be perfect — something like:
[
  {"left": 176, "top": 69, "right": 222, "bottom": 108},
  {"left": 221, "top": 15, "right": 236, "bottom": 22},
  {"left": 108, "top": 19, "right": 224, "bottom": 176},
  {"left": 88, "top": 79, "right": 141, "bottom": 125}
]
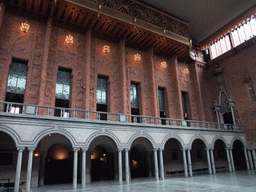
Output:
[
  {"left": 73, "top": 148, "right": 79, "bottom": 189},
  {"left": 153, "top": 149, "right": 159, "bottom": 181},
  {"left": 182, "top": 149, "right": 188, "bottom": 178},
  {"left": 118, "top": 149, "right": 123, "bottom": 184},
  {"left": 38, "top": 17, "right": 53, "bottom": 106},
  {"left": 81, "top": 148, "right": 87, "bottom": 188},
  {"left": 14, "top": 147, "right": 24, "bottom": 192},
  {"left": 26, "top": 148, "right": 35, "bottom": 192},
  {"left": 187, "top": 149, "right": 193, "bottom": 177},
  {"left": 125, "top": 149, "right": 130, "bottom": 184},
  {"left": 252, "top": 149, "right": 256, "bottom": 169},
  {"left": 225, "top": 148, "right": 232, "bottom": 172},
  {"left": 206, "top": 148, "right": 212, "bottom": 174},
  {"left": 244, "top": 148, "right": 250, "bottom": 170},
  {"left": 248, "top": 150, "right": 254, "bottom": 169},
  {"left": 229, "top": 149, "right": 235, "bottom": 172},
  {"left": 159, "top": 149, "right": 164, "bottom": 180},
  {"left": 210, "top": 149, "right": 216, "bottom": 174},
  {"left": 39, "top": 151, "right": 46, "bottom": 186}
]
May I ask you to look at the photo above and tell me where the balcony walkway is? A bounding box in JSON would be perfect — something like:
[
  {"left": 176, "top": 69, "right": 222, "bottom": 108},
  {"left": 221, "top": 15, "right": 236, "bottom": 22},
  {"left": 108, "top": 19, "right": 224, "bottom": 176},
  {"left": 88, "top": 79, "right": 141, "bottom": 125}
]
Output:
[{"left": 12, "top": 170, "right": 254, "bottom": 192}]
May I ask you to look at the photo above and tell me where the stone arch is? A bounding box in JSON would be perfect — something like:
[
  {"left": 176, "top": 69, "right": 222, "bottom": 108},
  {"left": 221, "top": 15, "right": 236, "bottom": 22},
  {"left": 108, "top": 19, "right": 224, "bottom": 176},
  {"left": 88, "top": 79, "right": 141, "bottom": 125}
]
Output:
[
  {"left": 161, "top": 134, "right": 186, "bottom": 149},
  {"left": 231, "top": 136, "right": 246, "bottom": 149},
  {"left": 0, "top": 125, "right": 20, "bottom": 147},
  {"left": 211, "top": 135, "right": 229, "bottom": 149},
  {"left": 34, "top": 129, "right": 76, "bottom": 148},
  {"left": 127, "top": 133, "right": 156, "bottom": 149},
  {"left": 188, "top": 135, "right": 209, "bottom": 149},
  {"left": 85, "top": 131, "right": 121, "bottom": 149}
]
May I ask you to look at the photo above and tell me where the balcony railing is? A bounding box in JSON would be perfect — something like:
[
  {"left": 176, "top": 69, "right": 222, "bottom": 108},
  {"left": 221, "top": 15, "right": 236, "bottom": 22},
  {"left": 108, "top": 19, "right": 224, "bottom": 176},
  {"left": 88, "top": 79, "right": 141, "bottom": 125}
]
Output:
[{"left": 0, "top": 101, "right": 243, "bottom": 131}]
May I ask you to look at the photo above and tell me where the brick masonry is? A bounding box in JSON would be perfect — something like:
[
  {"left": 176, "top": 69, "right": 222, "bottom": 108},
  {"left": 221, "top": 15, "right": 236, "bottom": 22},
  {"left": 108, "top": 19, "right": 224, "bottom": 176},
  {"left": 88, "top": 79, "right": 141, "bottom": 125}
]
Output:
[{"left": 0, "top": 8, "right": 254, "bottom": 145}]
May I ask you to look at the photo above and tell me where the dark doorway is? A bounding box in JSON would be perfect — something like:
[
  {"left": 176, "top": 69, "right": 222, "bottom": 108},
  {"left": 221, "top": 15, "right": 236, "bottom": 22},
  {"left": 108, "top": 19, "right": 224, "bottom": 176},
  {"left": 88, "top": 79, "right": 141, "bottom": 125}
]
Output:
[
  {"left": 223, "top": 112, "right": 234, "bottom": 124},
  {"left": 232, "top": 140, "right": 247, "bottom": 170},
  {"left": 91, "top": 146, "right": 115, "bottom": 181},
  {"left": 44, "top": 144, "right": 73, "bottom": 185},
  {"left": 130, "top": 146, "right": 149, "bottom": 178}
]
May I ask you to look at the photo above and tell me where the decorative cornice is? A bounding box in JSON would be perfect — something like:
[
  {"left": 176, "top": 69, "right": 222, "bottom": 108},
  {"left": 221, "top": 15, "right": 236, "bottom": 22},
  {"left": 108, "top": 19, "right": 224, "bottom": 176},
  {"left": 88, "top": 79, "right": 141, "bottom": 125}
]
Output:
[{"left": 70, "top": 0, "right": 189, "bottom": 39}]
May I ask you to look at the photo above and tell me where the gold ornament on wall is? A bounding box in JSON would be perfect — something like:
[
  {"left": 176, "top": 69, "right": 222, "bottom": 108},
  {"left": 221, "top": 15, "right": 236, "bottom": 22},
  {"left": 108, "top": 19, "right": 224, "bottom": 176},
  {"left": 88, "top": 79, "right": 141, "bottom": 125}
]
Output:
[
  {"left": 20, "top": 22, "right": 30, "bottom": 33},
  {"left": 134, "top": 53, "right": 141, "bottom": 61},
  {"left": 102, "top": 45, "right": 110, "bottom": 53},
  {"left": 65, "top": 34, "right": 73, "bottom": 44},
  {"left": 161, "top": 61, "right": 167, "bottom": 68}
]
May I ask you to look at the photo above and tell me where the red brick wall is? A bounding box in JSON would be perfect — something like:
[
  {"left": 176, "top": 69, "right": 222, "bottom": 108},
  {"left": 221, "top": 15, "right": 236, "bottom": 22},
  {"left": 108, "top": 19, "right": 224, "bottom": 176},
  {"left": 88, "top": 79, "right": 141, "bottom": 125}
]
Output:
[
  {"left": 204, "top": 40, "right": 256, "bottom": 146},
  {"left": 0, "top": 9, "right": 217, "bottom": 124}
]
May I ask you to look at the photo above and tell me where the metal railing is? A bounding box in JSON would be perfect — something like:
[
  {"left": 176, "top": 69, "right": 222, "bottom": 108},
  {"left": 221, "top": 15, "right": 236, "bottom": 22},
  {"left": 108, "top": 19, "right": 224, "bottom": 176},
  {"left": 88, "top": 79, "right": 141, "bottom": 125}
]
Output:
[{"left": 0, "top": 101, "right": 243, "bottom": 131}]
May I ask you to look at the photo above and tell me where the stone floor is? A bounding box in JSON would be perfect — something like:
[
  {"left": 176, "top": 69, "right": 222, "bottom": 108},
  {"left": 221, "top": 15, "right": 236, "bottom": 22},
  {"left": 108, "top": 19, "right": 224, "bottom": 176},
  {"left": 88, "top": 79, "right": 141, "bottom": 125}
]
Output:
[{"left": 1, "top": 170, "right": 256, "bottom": 192}]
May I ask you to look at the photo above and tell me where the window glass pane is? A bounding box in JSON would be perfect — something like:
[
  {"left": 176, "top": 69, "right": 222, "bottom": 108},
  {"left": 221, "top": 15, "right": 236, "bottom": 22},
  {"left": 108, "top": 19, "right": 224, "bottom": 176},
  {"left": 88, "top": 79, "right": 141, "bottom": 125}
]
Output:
[
  {"left": 224, "top": 36, "right": 231, "bottom": 51},
  {"left": 158, "top": 89, "right": 166, "bottom": 112},
  {"left": 210, "top": 44, "right": 217, "bottom": 59},
  {"left": 237, "top": 26, "right": 246, "bottom": 42},
  {"left": 215, "top": 41, "right": 222, "bottom": 57},
  {"left": 97, "top": 77, "right": 108, "bottom": 104},
  {"left": 55, "top": 70, "right": 71, "bottom": 100},
  {"left": 219, "top": 38, "right": 227, "bottom": 53},
  {"left": 6, "top": 62, "right": 28, "bottom": 94},
  {"left": 245, "top": 21, "right": 253, "bottom": 39},
  {"left": 130, "top": 83, "right": 139, "bottom": 109},
  {"left": 250, "top": 17, "right": 256, "bottom": 36},
  {"left": 231, "top": 29, "right": 240, "bottom": 47}
]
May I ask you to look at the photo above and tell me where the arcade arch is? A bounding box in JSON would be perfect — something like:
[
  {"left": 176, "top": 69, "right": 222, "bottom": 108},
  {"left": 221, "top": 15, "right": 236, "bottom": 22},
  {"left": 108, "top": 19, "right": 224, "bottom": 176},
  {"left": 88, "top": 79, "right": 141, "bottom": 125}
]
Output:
[
  {"left": 88, "top": 136, "right": 118, "bottom": 182},
  {"left": 130, "top": 137, "right": 153, "bottom": 178},
  {"left": 213, "top": 139, "right": 228, "bottom": 172},
  {"left": 232, "top": 140, "right": 247, "bottom": 170},
  {"left": 163, "top": 138, "right": 183, "bottom": 175}
]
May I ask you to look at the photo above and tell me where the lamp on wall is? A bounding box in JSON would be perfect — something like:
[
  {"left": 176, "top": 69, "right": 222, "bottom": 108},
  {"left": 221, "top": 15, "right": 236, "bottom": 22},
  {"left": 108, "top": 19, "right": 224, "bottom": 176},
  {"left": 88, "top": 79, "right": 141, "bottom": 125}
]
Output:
[
  {"left": 34, "top": 152, "right": 40, "bottom": 157},
  {"left": 134, "top": 53, "right": 141, "bottom": 61},
  {"left": 65, "top": 34, "right": 73, "bottom": 44},
  {"left": 183, "top": 68, "right": 189, "bottom": 74},
  {"left": 20, "top": 22, "right": 30, "bottom": 33},
  {"left": 102, "top": 45, "right": 110, "bottom": 53},
  {"left": 161, "top": 61, "right": 167, "bottom": 68}
]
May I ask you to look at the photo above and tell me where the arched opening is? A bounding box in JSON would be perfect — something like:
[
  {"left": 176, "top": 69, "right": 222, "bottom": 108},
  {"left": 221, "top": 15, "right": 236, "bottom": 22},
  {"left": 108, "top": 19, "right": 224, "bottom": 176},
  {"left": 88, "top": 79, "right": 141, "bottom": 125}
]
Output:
[
  {"left": 89, "top": 136, "right": 117, "bottom": 182},
  {"left": 36, "top": 134, "right": 73, "bottom": 186},
  {"left": 232, "top": 140, "right": 247, "bottom": 170},
  {"left": 0, "top": 131, "right": 18, "bottom": 183},
  {"left": 191, "top": 139, "right": 208, "bottom": 172},
  {"left": 130, "top": 137, "right": 153, "bottom": 179},
  {"left": 213, "top": 139, "right": 228, "bottom": 172},
  {"left": 223, "top": 112, "right": 234, "bottom": 124},
  {"left": 163, "top": 138, "right": 183, "bottom": 176}
]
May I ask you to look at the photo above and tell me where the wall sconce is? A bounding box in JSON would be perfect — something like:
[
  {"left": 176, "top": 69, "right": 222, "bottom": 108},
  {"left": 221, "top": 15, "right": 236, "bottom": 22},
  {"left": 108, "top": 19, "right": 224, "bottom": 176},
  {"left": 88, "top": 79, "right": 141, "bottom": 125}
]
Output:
[
  {"left": 134, "top": 53, "right": 141, "bottom": 61},
  {"left": 65, "top": 34, "right": 73, "bottom": 44},
  {"left": 161, "top": 61, "right": 167, "bottom": 68},
  {"left": 20, "top": 22, "right": 30, "bottom": 33},
  {"left": 34, "top": 152, "right": 40, "bottom": 157},
  {"left": 102, "top": 45, "right": 110, "bottom": 53},
  {"left": 183, "top": 68, "right": 189, "bottom": 74}
]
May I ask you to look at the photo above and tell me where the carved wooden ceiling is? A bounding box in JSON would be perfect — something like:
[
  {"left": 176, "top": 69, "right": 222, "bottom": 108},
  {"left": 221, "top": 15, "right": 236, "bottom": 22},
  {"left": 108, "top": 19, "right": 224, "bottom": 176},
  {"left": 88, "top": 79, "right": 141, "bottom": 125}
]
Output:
[{"left": 6, "top": 0, "right": 192, "bottom": 61}]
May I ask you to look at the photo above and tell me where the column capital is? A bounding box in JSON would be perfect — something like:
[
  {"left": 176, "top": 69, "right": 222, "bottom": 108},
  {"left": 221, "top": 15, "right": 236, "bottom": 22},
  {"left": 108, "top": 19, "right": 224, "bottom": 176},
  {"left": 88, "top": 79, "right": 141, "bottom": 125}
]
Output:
[
  {"left": 124, "top": 148, "right": 130, "bottom": 152},
  {"left": 17, "top": 147, "right": 25, "bottom": 151},
  {"left": 73, "top": 147, "right": 80, "bottom": 152},
  {"left": 181, "top": 148, "right": 187, "bottom": 151},
  {"left": 27, "top": 147, "right": 36, "bottom": 151},
  {"left": 225, "top": 147, "right": 232, "bottom": 150},
  {"left": 118, "top": 148, "right": 124, "bottom": 152},
  {"left": 81, "top": 147, "right": 88, "bottom": 151},
  {"left": 153, "top": 148, "right": 159, "bottom": 152}
]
